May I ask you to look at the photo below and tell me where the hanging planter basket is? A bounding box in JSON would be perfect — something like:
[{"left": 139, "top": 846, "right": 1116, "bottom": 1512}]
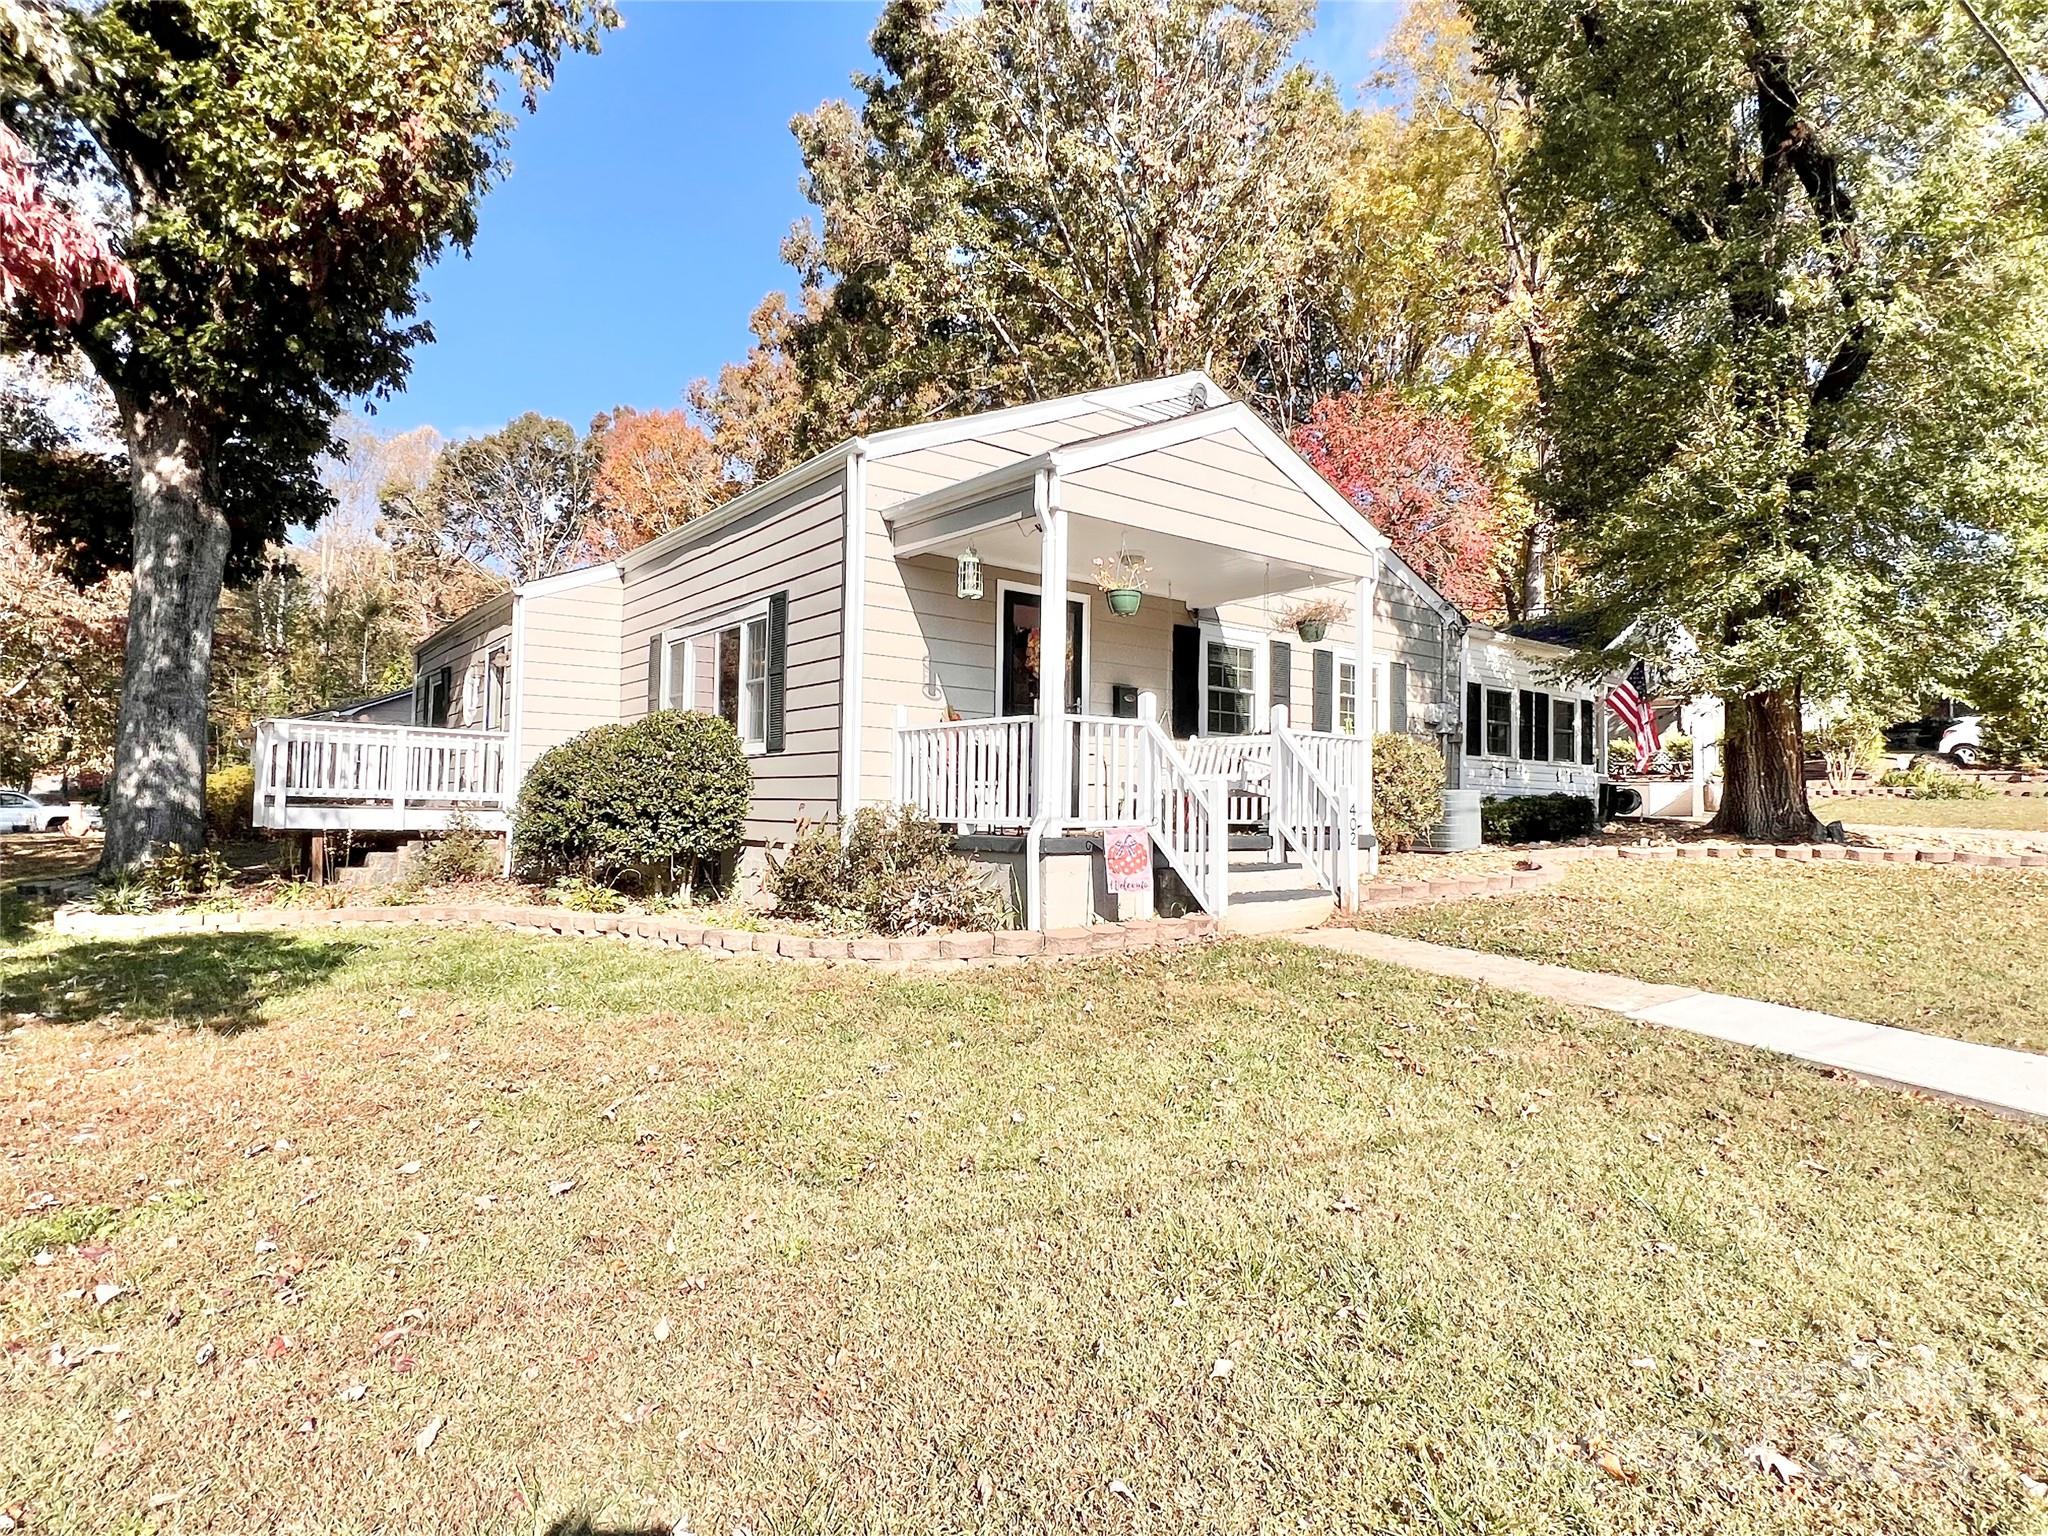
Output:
[
  {"left": 1295, "top": 618, "right": 1328, "bottom": 643},
  {"left": 1105, "top": 587, "right": 1144, "bottom": 617}
]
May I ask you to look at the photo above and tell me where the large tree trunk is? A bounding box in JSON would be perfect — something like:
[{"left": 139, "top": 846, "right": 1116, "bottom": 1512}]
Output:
[
  {"left": 1709, "top": 687, "right": 1824, "bottom": 842},
  {"left": 100, "top": 399, "right": 229, "bottom": 874}
]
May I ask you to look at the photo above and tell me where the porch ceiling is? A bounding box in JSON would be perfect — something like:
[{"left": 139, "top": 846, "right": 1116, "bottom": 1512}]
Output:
[{"left": 898, "top": 512, "right": 1352, "bottom": 608}]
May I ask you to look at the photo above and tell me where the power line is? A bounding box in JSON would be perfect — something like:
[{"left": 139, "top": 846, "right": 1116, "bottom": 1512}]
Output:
[{"left": 1956, "top": 0, "right": 2048, "bottom": 119}]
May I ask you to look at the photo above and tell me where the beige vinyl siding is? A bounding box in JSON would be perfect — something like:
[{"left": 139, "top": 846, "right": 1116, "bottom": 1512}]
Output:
[
  {"left": 414, "top": 594, "right": 513, "bottom": 730},
  {"left": 1059, "top": 429, "right": 1377, "bottom": 576},
  {"left": 865, "top": 402, "right": 1190, "bottom": 511},
  {"left": 619, "top": 476, "right": 845, "bottom": 847},
  {"left": 517, "top": 573, "right": 622, "bottom": 779},
  {"left": 1213, "top": 576, "right": 1450, "bottom": 739}
]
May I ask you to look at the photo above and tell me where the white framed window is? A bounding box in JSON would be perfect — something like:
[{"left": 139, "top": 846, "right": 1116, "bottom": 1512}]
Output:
[
  {"left": 1551, "top": 696, "right": 1578, "bottom": 763},
  {"left": 1200, "top": 624, "right": 1263, "bottom": 736},
  {"left": 714, "top": 614, "right": 770, "bottom": 749},
  {"left": 1338, "top": 661, "right": 1358, "bottom": 734},
  {"left": 485, "top": 648, "right": 509, "bottom": 730},
  {"left": 659, "top": 631, "right": 692, "bottom": 709},
  {"left": 461, "top": 662, "right": 481, "bottom": 723}
]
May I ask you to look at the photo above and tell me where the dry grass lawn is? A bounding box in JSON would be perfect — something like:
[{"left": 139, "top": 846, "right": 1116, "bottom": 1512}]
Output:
[
  {"left": 1, "top": 926, "right": 2044, "bottom": 1535},
  {"left": 1352, "top": 856, "right": 2048, "bottom": 1052},
  {"left": 1814, "top": 795, "right": 2048, "bottom": 833}
]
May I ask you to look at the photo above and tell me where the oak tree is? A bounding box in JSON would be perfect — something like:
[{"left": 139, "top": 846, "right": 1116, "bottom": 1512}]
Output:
[{"left": 1, "top": 0, "right": 608, "bottom": 870}]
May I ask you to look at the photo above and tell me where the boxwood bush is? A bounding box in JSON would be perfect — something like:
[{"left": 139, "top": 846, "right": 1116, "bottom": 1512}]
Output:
[
  {"left": 1371, "top": 733, "right": 1445, "bottom": 852},
  {"left": 1480, "top": 791, "right": 1598, "bottom": 844},
  {"left": 513, "top": 710, "right": 751, "bottom": 890}
]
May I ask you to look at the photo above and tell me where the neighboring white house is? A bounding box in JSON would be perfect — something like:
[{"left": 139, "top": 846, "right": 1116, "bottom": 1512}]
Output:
[{"left": 252, "top": 373, "right": 1613, "bottom": 927}]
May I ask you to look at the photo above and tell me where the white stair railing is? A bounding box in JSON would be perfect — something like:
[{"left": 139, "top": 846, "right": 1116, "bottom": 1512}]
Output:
[
  {"left": 894, "top": 714, "right": 1036, "bottom": 830},
  {"left": 1269, "top": 707, "right": 1361, "bottom": 909},
  {"left": 1069, "top": 704, "right": 1229, "bottom": 917}
]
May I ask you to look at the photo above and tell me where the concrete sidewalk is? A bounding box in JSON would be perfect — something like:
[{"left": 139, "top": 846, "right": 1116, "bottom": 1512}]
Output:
[{"left": 1294, "top": 928, "right": 2048, "bottom": 1122}]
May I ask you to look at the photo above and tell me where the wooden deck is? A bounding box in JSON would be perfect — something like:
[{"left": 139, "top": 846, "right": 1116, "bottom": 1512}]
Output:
[{"left": 251, "top": 719, "right": 510, "bottom": 834}]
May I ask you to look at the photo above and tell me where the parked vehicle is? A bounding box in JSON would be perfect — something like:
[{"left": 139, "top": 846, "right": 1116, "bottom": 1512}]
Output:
[
  {"left": 1882, "top": 713, "right": 1983, "bottom": 768},
  {"left": 0, "top": 792, "right": 99, "bottom": 834}
]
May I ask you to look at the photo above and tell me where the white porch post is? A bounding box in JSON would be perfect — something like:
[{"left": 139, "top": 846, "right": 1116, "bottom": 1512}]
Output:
[
  {"left": 1353, "top": 558, "right": 1378, "bottom": 877},
  {"left": 1036, "top": 476, "right": 1070, "bottom": 824}
]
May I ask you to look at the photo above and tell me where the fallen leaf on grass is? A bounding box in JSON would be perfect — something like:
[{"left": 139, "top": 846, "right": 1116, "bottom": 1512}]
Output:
[
  {"left": 413, "top": 1415, "right": 445, "bottom": 1457},
  {"left": 1211, "top": 1357, "right": 1233, "bottom": 1379},
  {"left": 90, "top": 1283, "right": 123, "bottom": 1308},
  {"left": 653, "top": 1317, "right": 672, "bottom": 1343},
  {"left": 1742, "top": 1442, "right": 1806, "bottom": 1484},
  {"left": 547, "top": 1179, "right": 576, "bottom": 1197}
]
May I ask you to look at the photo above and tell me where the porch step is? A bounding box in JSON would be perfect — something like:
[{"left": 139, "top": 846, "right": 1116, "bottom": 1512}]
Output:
[{"left": 1219, "top": 850, "right": 1336, "bottom": 936}]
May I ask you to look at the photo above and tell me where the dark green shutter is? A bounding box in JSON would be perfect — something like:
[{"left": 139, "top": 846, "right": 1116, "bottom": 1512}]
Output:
[
  {"left": 1313, "top": 649, "right": 1335, "bottom": 733},
  {"left": 1581, "top": 698, "right": 1596, "bottom": 764},
  {"left": 1518, "top": 689, "right": 1537, "bottom": 760},
  {"left": 1389, "top": 661, "right": 1408, "bottom": 733},
  {"left": 764, "top": 591, "right": 789, "bottom": 753},
  {"left": 1171, "top": 624, "right": 1200, "bottom": 737},
  {"left": 646, "top": 635, "right": 663, "bottom": 716},
  {"left": 1465, "top": 681, "right": 1483, "bottom": 757},
  {"left": 1269, "top": 640, "right": 1292, "bottom": 724}
]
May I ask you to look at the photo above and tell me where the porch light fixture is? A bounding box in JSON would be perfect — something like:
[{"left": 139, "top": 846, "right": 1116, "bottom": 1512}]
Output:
[{"left": 956, "top": 546, "right": 984, "bottom": 601}]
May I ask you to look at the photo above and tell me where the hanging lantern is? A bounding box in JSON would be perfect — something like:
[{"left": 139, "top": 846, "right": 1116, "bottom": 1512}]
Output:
[{"left": 956, "top": 545, "right": 984, "bottom": 600}]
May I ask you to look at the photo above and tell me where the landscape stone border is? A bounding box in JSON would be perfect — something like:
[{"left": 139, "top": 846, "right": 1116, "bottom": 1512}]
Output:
[
  {"left": 47, "top": 901, "right": 1220, "bottom": 966},
  {"left": 1357, "top": 837, "right": 2048, "bottom": 910}
]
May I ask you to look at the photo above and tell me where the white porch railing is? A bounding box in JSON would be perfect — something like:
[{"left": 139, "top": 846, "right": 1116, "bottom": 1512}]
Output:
[
  {"left": 894, "top": 715, "right": 1037, "bottom": 830},
  {"left": 251, "top": 719, "right": 509, "bottom": 832},
  {"left": 1269, "top": 708, "right": 1361, "bottom": 908},
  {"left": 1181, "top": 736, "right": 1271, "bottom": 826},
  {"left": 1068, "top": 710, "right": 1229, "bottom": 916}
]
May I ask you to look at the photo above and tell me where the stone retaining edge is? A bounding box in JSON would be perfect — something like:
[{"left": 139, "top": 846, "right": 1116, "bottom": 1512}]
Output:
[
  {"left": 47, "top": 901, "right": 1220, "bottom": 964},
  {"left": 1357, "top": 838, "right": 2048, "bottom": 911}
]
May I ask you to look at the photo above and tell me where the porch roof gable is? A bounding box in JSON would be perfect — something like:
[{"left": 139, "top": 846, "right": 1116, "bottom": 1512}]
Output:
[{"left": 884, "top": 401, "right": 1391, "bottom": 564}]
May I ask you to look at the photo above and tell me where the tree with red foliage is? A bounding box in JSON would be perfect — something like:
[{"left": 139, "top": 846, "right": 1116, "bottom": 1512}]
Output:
[
  {"left": 1291, "top": 390, "right": 1503, "bottom": 618},
  {"left": 0, "top": 124, "right": 133, "bottom": 324}
]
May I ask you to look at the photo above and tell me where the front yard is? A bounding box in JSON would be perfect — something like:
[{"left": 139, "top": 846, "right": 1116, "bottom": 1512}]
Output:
[
  {"left": 1351, "top": 857, "right": 2048, "bottom": 1052},
  {"left": 1813, "top": 794, "right": 2048, "bottom": 834},
  {"left": 2, "top": 926, "right": 2044, "bottom": 1534}
]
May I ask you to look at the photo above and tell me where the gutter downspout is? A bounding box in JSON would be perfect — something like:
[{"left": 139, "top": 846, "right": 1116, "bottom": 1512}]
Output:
[
  {"left": 837, "top": 441, "right": 870, "bottom": 829},
  {"left": 502, "top": 587, "right": 527, "bottom": 876}
]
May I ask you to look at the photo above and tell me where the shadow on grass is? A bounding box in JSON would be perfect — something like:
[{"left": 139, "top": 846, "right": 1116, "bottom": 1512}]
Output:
[
  {"left": 544, "top": 1520, "right": 676, "bottom": 1536},
  {"left": 0, "top": 932, "right": 361, "bottom": 1034}
]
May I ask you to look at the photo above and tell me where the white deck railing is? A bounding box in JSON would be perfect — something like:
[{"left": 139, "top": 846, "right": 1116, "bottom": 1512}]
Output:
[
  {"left": 251, "top": 719, "right": 509, "bottom": 831},
  {"left": 1181, "top": 736, "right": 1272, "bottom": 826},
  {"left": 894, "top": 716, "right": 1037, "bottom": 830},
  {"left": 1269, "top": 708, "right": 1361, "bottom": 908}
]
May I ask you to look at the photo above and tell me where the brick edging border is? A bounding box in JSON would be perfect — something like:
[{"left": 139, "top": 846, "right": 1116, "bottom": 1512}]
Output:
[
  {"left": 46, "top": 901, "right": 1219, "bottom": 965},
  {"left": 1358, "top": 838, "right": 2048, "bottom": 910}
]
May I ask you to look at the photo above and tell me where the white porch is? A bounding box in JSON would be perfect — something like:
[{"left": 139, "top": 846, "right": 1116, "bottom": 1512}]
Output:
[
  {"left": 251, "top": 719, "right": 511, "bottom": 834},
  {"left": 881, "top": 425, "right": 1390, "bottom": 928}
]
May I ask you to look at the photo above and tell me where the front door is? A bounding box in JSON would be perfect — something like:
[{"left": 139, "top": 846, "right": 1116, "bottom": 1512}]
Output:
[{"left": 999, "top": 588, "right": 1084, "bottom": 717}]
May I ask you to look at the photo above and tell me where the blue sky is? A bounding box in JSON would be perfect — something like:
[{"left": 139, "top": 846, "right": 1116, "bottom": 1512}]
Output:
[{"left": 377, "top": 0, "right": 1402, "bottom": 441}]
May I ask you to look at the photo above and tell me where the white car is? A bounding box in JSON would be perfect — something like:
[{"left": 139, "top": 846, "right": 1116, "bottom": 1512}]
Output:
[{"left": 0, "top": 791, "right": 96, "bottom": 833}]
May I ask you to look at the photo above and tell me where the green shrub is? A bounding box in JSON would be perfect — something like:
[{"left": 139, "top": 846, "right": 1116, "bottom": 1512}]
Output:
[
  {"left": 547, "top": 875, "right": 626, "bottom": 912},
  {"left": 1982, "top": 711, "right": 2047, "bottom": 770},
  {"left": 1661, "top": 732, "right": 1693, "bottom": 772},
  {"left": 1371, "top": 733, "right": 1444, "bottom": 853},
  {"left": 1876, "top": 764, "right": 1993, "bottom": 800},
  {"left": 204, "top": 763, "right": 254, "bottom": 840},
  {"left": 412, "top": 812, "right": 501, "bottom": 884},
  {"left": 513, "top": 710, "right": 751, "bottom": 890},
  {"left": 767, "top": 807, "right": 1011, "bottom": 934},
  {"left": 1607, "top": 738, "right": 1639, "bottom": 773},
  {"left": 1480, "top": 792, "right": 1598, "bottom": 844}
]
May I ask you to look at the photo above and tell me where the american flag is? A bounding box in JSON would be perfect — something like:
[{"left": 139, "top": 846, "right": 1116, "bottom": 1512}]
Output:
[{"left": 1606, "top": 661, "right": 1660, "bottom": 753}]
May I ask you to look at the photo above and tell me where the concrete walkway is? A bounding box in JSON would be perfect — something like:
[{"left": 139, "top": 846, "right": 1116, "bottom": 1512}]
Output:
[{"left": 1294, "top": 928, "right": 2048, "bottom": 1122}]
